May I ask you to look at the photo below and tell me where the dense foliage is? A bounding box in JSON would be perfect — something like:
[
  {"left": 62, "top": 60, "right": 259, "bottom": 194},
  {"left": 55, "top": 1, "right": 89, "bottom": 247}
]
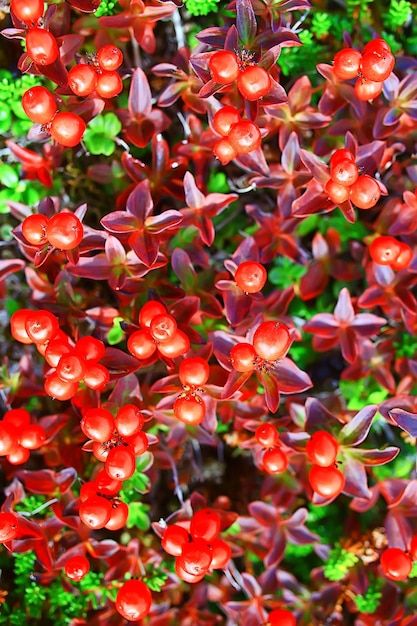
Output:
[{"left": 1, "top": 0, "right": 417, "bottom": 624}]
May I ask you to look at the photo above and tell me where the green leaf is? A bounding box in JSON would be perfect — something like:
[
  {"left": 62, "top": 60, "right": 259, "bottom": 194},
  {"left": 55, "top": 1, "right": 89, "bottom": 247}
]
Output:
[
  {"left": 107, "top": 316, "right": 125, "bottom": 344},
  {"left": 126, "top": 501, "right": 151, "bottom": 530},
  {"left": 0, "top": 164, "right": 19, "bottom": 188}
]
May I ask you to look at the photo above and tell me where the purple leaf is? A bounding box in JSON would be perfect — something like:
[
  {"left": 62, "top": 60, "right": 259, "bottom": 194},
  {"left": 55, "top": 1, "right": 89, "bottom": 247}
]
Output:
[
  {"left": 101, "top": 211, "right": 138, "bottom": 233},
  {"left": 344, "top": 446, "right": 399, "bottom": 466},
  {"left": 305, "top": 398, "right": 344, "bottom": 433},
  {"left": 272, "top": 358, "right": 313, "bottom": 394},
  {"left": 388, "top": 408, "right": 417, "bottom": 437},
  {"left": 101, "top": 348, "right": 139, "bottom": 378},
  {"left": 343, "top": 457, "right": 372, "bottom": 500},
  {"left": 385, "top": 511, "right": 412, "bottom": 551},
  {"left": 258, "top": 369, "right": 280, "bottom": 412},
  {"left": 129, "top": 67, "right": 152, "bottom": 117},
  {"left": 145, "top": 210, "right": 183, "bottom": 233},
  {"left": 236, "top": 0, "right": 257, "bottom": 44},
  {"left": 334, "top": 288, "right": 355, "bottom": 323},
  {"left": 221, "top": 369, "right": 252, "bottom": 399},
  {"left": 129, "top": 230, "right": 159, "bottom": 267},
  {"left": 338, "top": 405, "right": 377, "bottom": 446},
  {"left": 126, "top": 179, "right": 154, "bottom": 222},
  {"left": 247, "top": 501, "right": 276, "bottom": 526}
]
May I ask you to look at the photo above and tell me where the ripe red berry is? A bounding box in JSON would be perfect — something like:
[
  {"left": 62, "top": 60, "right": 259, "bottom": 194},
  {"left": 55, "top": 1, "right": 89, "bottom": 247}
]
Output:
[
  {"left": 0, "top": 512, "right": 19, "bottom": 542},
  {"left": 3, "top": 408, "right": 31, "bottom": 429},
  {"left": 11, "top": 0, "right": 44, "bottom": 24},
  {"left": 179, "top": 357, "right": 210, "bottom": 387},
  {"left": 105, "top": 501, "right": 129, "bottom": 530},
  {"left": 262, "top": 447, "right": 288, "bottom": 474},
  {"left": 210, "top": 538, "right": 232, "bottom": 569},
  {"left": 177, "top": 539, "right": 213, "bottom": 577},
  {"left": 369, "top": 236, "right": 402, "bottom": 265},
  {"left": 213, "top": 138, "right": 237, "bottom": 165},
  {"left": 330, "top": 148, "right": 355, "bottom": 167},
  {"left": 96, "top": 71, "right": 123, "bottom": 98},
  {"left": 50, "top": 112, "right": 86, "bottom": 147},
  {"left": 380, "top": 547, "right": 412, "bottom": 581},
  {"left": 330, "top": 159, "right": 359, "bottom": 187},
  {"left": 81, "top": 408, "right": 114, "bottom": 442},
  {"left": 208, "top": 50, "right": 239, "bottom": 84},
  {"left": 162, "top": 524, "right": 190, "bottom": 556},
  {"left": 363, "top": 38, "right": 391, "bottom": 55},
  {"left": 105, "top": 445, "right": 136, "bottom": 481},
  {"left": 7, "top": 445, "right": 31, "bottom": 465},
  {"left": 0, "top": 422, "right": 19, "bottom": 456},
  {"left": 19, "top": 424, "right": 46, "bottom": 450},
  {"left": 79, "top": 495, "right": 112, "bottom": 529},
  {"left": 76, "top": 336, "right": 105, "bottom": 361},
  {"left": 309, "top": 465, "right": 345, "bottom": 498},
  {"left": 390, "top": 241, "right": 413, "bottom": 270},
  {"left": 46, "top": 212, "right": 84, "bottom": 249},
  {"left": 190, "top": 508, "right": 221, "bottom": 542},
  {"left": 56, "top": 354, "right": 86, "bottom": 383},
  {"left": 10, "top": 309, "right": 33, "bottom": 344},
  {"left": 268, "top": 608, "right": 296, "bottom": 626},
  {"left": 22, "top": 213, "right": 50, "bottom": 245},
  {"left": 253, "top": 321, "right": 291, "bottom": 361},
  {"left": 44, "top": 372, "right": 78, "bottom": 401},
  {"left": 157, "top": 329, "right": 190, "bottom": 359},
  {"left": 139, "top": 300, "right": 167, "bottom": 328},
  {"left": 96, "top": 44, "right": 123, "bottom": 71},
  {"left": 115, "top": 404, "right": 144, "bottom": 438},
  {"left": 354, "top": 77, "right": 383, "bottom": 101},
  {"left": 228, "top": 120, "right": 262, "bottom": 154},
  {"left": 234, "top": 260, "right": 267, "bottom": 293},
  {"left": 409, "top": 535, "right": 417, "bottom": 561},
  {"left": 22, "top": 86, "right": 57, "bottom": 124},
  {"left": 83, "top": 364, "right": 110, "bottom": 391},
  {"left": 360, "top": 50, "right": 395, "bottom": 82},
  {"left": 332, "top": 48, "right": 362, "bottom": 80},
  {"left": 255, "top": 423, "right": 280, "bottom": 448},
  {"left": 213, "top": 106, "right": 241, "bottom": 137},
  {"left": 115, "top": 579, "right": 152, "bottom": 622},
  {"left": 149, "top": 313, "right": 177, "bottom": 343},
  {"left": 68, "top": 64, "right": 98, "bottom": 97},
  {"left": 229, "top": 342, "right": 257, "bottom": 372},
  {"left": 324, "top": 179, "right": 350, "bottom": 204},
  {"left": 174, "top": 394, "right": 206, "bottom": 426},
  {"left": 25, "top": 309, "right": 59, "bottom": 344},
  {"left": 306, "top": 431, "right": 339, "bottom": 467},
  {"left": 349, "top": 175, "right": 381, "bottom": 209},
  {"left": 26, "top": 27, "right": 59, "bottom": 65},
  {"left": 237, "top": 65, "right": 272, "bottom": 101},
  {"left": 64, "top": 555, "right": 90, "bottom": 581}
]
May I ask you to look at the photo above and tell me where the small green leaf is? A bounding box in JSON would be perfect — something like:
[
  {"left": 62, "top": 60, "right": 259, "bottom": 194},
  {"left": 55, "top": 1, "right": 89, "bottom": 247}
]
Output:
[
  {"left": 0, "top": 163, "right": 19, "bottom": 188},
  {"left": 107, "top": 316, "right": 125, "bottom": 344},
  {"left": 126, "top": 502, "right": 151, "bottom": 530}
]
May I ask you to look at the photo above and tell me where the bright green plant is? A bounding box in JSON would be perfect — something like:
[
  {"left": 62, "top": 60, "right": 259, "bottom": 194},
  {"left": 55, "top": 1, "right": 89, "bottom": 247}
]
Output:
[
  {"left": 324, "top": 543, "right": 359, "bottom": 581},
  {"left": 83, "top": 113, "right": 122, "bottom": 156}
]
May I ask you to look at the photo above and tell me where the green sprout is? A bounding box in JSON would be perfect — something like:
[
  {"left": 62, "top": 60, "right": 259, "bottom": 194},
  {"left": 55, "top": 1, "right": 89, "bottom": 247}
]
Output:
[
  {"left": 353, "top": 577, "right": 383, "bottom": 614},
  {"left": 382, "top": 0, "right": 412, "bottom": 29},
  {"left": 94, "top": 0, "right": 120, "bottom": 16},
  {"left": 84, "top": 112, "right": 122, "bottom": 156},
  {"left": 184, "top": 0, "right": 220, "bottom": 16},
  {"left": 324, "top": 543, "right": 359, "bottom": 581}
]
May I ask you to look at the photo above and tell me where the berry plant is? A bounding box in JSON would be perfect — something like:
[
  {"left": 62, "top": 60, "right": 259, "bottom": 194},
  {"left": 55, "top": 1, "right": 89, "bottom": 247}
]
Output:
[{"left": 1, "top": 0, "right": 417, "bottom": 624}]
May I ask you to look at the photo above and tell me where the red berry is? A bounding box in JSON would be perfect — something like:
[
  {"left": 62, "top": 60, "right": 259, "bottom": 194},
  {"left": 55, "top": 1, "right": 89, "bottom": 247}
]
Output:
[
  {"left": 44, "top": 372, "right": 78, "bottom": 401},
  {"left": 253, "top": 321, "right": 291, "bottom": 361},
  {"left": 349, "top": 175, "right": 381, "bottom": 209},
  {"left": 10, "top": 309, "right": 33, "bottom": 344},
  {"left": 7, "top": 445, "right": 31, "bottom": 465},
  {"left": 19, "top": 424, "right": 46, "bottom": 450},
  {"left": 128, "top": 329, "right": 157, "bottom": 359},
  {"left": 208, "top": 50, "right": 239, "bottom": 84},
  {"left": 363, "top": 38, "right": 391, "bottom": 55},
  {"left": 330, "top": 159, "right": 359, "bottom": 187},
  {"left": 309, "top": 465, "right": 345, "bottom": 498},
  {"left": 157, "top": 329, "right": 190, "bottom": 359},
  {"left": 79, "top": 495, "right": 112, "bottom": 529},
  {"left": 11, "top": 0, "right": 44, "bottom": 24},
  {"left": 179, "top": 357, "right": 210, "bottom": 387},
  {"left": 68, "top": 64, "right": 98, "bottom": 97},
  {"left": 391, "top": 241, "right": 413, "bottom": 270},
  {"left": 139, "top": 300, "right": 167, "bottom": 328},
  {"left": 76, "top": 336, "right": 105, "bottom": 361},
  {"left": 354, "top": 77, "right": 383, "bottom": 101},
  {"left": 268, "top": 608, "right": 296, "bottom": 626},
  {"left": 22, "top": 213, "right": 50, "bottom": 245},
  {"left": 64, "top": 555, "right": 90, "bottom": 581},
  {"left": 237, "top": 65, "right": 271, "bottom": 101},
  {"left": 25, "top": 309, "right": 59, "bottom": 344},
  {"left": 115, "top": 404, "right": 144, "bottom": 438},
  {"left": 262, "top": 447, "right": 288, "bottom": 474},
  {"left": 210, "top": 538, "right": 232, "bottom": 569},
  {"left": 26, "top": 27, "right": 59, "bottom": 65},
  {"left": 50, "top": 112, "right": 86, "bottom": 147},
  {"left": 105, "top": 501, "right": 129, "bottom": 530},
  {"left": 228, "top": 120, "right": 262, "bottom": 154},
  {"left": 324, "top": 179, "right": 350, "bottom": 204},
  {"left": 96, "top": 71, "right": 123, "bottom": 99},
  {"left": 105, "top": 445, "right": 136, "bottom": 481},
  {"left": 361, "top": 50, "right": 395, "bottom": 82},
  {"left": 409, "top": 535, "right": 417, "bottom": 561},
  {"left": 380, "top": 547, "right": 412, "bottom": 581},
  {"left": 149, "top": 313, "right": 177, "bottom": 343},
  {"left": 96, "top": 44, "right": 123, "bottom": 71},
  {"left": 162, "top": 524, "right": 190, "bottom": 556},
  {"left": 177, "top": 539, "right": 213, "bottom": 577},
  {"left": 332, "top": 48, "right": 362, "bottom": 80},
  {"left": 369, "top": 236, "right": 402, "bottom": 265},
  {"left": 330, "top": 148, "right": 355, "bottom": 167},
  {"left": 234, "top": 260, "right": 267, "bottom": 294},
  {"left": 56, "top": 354, "right": 86, "bottom": 383},
  {"left": 190, "top": 508, "right": 221, "bottom": 542},
  {"left": 255, "top": 423, "right": 280, "bottom": 448},
  {"left": 81, "top": 408, "right": 114, "bottom": 442},
  {"left": 174, "top": 394, "right": 206, "bottom": 426},
  {"left": 213, "top": 138, "right": 237, "bottom": 165},
  {"left": 0, "top": 422, "right": 19, "bottom": 456},
  {"left": 213, "top": 106, "right": 241, "bottom": 137},
  {"left": 230, "top": 343, "right": 257, "bottom": 372},
  {"left": 3, "top": 408, "right": 31, "bottom": 429},
  {"left": 46, "top": 212, "right": 84, "bottom": 250},
  {"left": 22, "top": 86, "right": 56, "bottom": 124},
  {"left": 115, "top": 579, "right": 152, "bottom": 622},
  {"left": 306, "top": 431, "right": 339, "bottom": 467}
]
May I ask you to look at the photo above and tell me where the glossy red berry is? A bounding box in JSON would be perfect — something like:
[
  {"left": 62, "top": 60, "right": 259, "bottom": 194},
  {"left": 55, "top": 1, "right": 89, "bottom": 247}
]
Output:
[
  {"left": 162, "top": 524, "right": 190, "bottom": 556},
  {"left": 369, "top": 236, "right": 402, "bottom": 265},
  {"left": 96, "top": 44, "right": 123, "bottom": 71},
  {"left": 391, "top": 241, "right": 413, "bottom": 270},
  {"left": 115, "top": 579, "right": 152, "bottom": 622},
  {"left": 253, "top": 321, "right": 291, "bottom": 361},
  {"left": 25, "top": 309, "right": 59, "bottom": 344},
  {"left": 68, "top": 64, "right": 98, "bottom": 97},
  {"left": 10, "top": 309, "right": 33, "bottom": 344},
  {"left": 330, "top": 159, "right": 359, "bottom": 187},
  {"left": 380, "top": 547, "right": 412, "bottom": 581},
  {"left": 190, "top": 508, "right": 221, "bottom": 542},
  {"left": 237, "top": 65, "right": 271, "bottom": 101},
  {"left": 229, "top": 342, "right": 256, "bottom": 372},
  {"left": 64, "top": 555, "right": 90, "bottom": 581},
  {"left": 76, "top": 336, "right": 105, "bottom": 361},
  {"left": 354, "top": 77, "right": 383, "bottom": 101},
  {"left": 22, "top": 213, "right": 50, "bottom": 245},
  {"left": 96, "top": 71, "right": 123, "bottom": 98},
  {"left": 363, "top": 38, "right": 391, "bottom": 55},
  {"left": 105, "top": 445, "right": 136, "bottom": 481},
  {"left": 26, "top": 27, "right": 59, "bottom": 65},
  {"left": 174, "top": 394, "right": 206, "bottom": 426},
  {"left": 210, "top": 538, "right": 232, "bottom": 569},
  {"left": 50, "top": 112, "right": 86, "bottom": 147},
  {"left": 306, "top": 431, "right": 339, "bottom": 467},
  {"left": 44, "top": 372, "right": 78, "bottom": 401},
  {"left": 213, "top": 106, "right": 241, "bottom": 137},
  {"left": 0, "top": 422, "right": 19, "bottom": 455},
  {"left": 268, "top": 608, "right": 296, "bottom": 626},
  {"left": 19, "top": 424, "right": 46, "bottom": 450},
  {"left": 177, "top": 539, "right": 213, "bottom": 577},
  {"left": 105, "top": 501, "right": 129, "bottom": 531},
  {"left": 330, "top": 148, "right": 355, "bottom": 167},
  {"left": 22, "top": 86, "right": 56, "bottom": 124},
  {"left": 332, "top": 48, "right": 362, "bottom": 80},
  {"left": 213, "top": 138, "right": 237, "bottom": 165},
  {"left": 208, "top": 50, "right": 239, "bottom": 84},
  {"left": 324, "top": 179, "right": 350, "bottom": 204},
  {"left": 46, "top": 212, "right": 84, "bottom": 249},
  {"left": 262, "top": 447, "right": 288, "bottom": 474},
  {"left": 81, "top": 408, "right": 114, "bottom": 442},
  {"left": 409, "top": 535, "right": 417, "bottom": 560},
  {"left": 56, "top": 354, "right": 86, "bottom": 383},
  {"left": 149, "top": 313, "right": 177, "bottom": 343},
  {"left": 115, "top": 404, "right": 144, "bottom": 438},
  {"left": 79, "top": 495, "right": 112, "bottom": 529},
  {"left": 309, "top": 464, "right": 345, "bottom": 498},
  {"left": 128, "top": 329, "right": 157, "bottom": 359},
  {"left": 349, "top": 175, "right": 381, "bottom": 209},
  {"left": 139, "top": 300, "right": 167, "bottom": 328},
  {"left": 11, "top": 0, "right": 44, "bottom": 24},
  {"left": 228, "top": 120, "right": 262, "bottom": 154},
  {"left": 360, "top": 50, "right": 395, "bottom": 82},
  {"left": 255, "top": 423, "right": 280, "bottom": 448},
  {"left": 157, "top": 329, "right": 190, "bottom": 359},
  {"left": 234, "top": 260, "right": 267, "bottom": 293},
  {"left": 179, "top": 357, "right": 210, "bottom": 387}
]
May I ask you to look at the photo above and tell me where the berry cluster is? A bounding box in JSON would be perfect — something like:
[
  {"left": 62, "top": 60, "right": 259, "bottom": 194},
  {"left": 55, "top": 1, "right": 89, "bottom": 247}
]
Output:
[
  {"left": 230, "top": 320, "right": 292, "bottom": 373},
  {"left": 306, "top": 431, "right": 345, "bottom": 499},
  {"left": 127, "top": 300, "right": 190, "bottom": 361},
  {"left": 174, "top": 356, "right": 210, "bottom": 426},
  {"left": 0, "top": 408, "right": 46, "bottom": 465},
  {"left": 208, "top": 50, "right": 272, "bottom": 101},
  {"left": 79, "top": 471, "right": 129, "bottom": 531},
  {"left": 255, "top": 422, "right": 289, "bottom": 474},
  {"left": 161, "top": 507, "right": 231, "bottom": 583},
  {"left": 325, "top": 148, "right": 381, "bottom": 209},
  {"left": 333, "top": 38, "right": 395, "bottom": 101},
  {"left": 10, "top": 309, "right": 110, "bottom": 400},
  {"left": 68, "top": 44, "right": 124, "bottom": 99},
  {"left": 369, "top": 235, "right": 413, "bottom": 270},
  {"left": 21, "top": 211, "right": 84, "bottom": 250},
  {"left": 22, "top": 85, "right": 86, "bottom": 147},
  {"left": 212, "top": 105, "right": 262, "bottom": 164}
]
